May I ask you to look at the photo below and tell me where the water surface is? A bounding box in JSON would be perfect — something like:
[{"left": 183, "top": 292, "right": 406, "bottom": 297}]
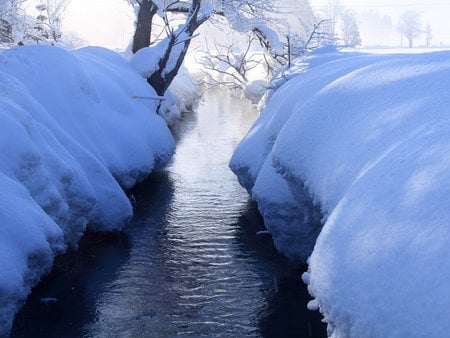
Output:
[{"left": 11, "top": 89, "right": 326, "bottom": 337}]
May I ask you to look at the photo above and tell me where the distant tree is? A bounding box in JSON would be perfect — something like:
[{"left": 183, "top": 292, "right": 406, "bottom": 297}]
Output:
[
  {"left": 316, "top": 0, "right": 363, "bottom": 47},
  {"left": 34, "top": 0, "right": 71, "bottom": 42},
  {"left": 398, "top": 10, "right": 422, "bottom": 48},
  {"left": 321, "top": 0, "right": 343, "bottom": 36},
  {"left": 197, "top": 33, "right": 262, "bottom": 91},
  {"left": 0, "top": 0, "right": 70, "bottom": 45},
  {"left": 271, "top": 0, "right": 333, "bottom": 62},
  {"left": 247, "top": 0, "right": 328, "bottom": 68},
  {"left": 425, "top": 24, "right": 432, "bottom": 48},
  {"left": 195, "top": 0, "right": 333, "bottom": 94},
  {"left": 0, "top": 0, "right": 24, "bottom": 44},
  {"left": 340, "top": 8, "right": 361, "bottom": 47}
]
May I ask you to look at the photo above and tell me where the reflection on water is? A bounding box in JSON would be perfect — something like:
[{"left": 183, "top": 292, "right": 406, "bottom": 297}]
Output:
[
  {"left": 11, "top": 89, "right": 326, "bottom": 337},
  {"left": 11, "top": 231, "right": 131, "bottom": 337}
]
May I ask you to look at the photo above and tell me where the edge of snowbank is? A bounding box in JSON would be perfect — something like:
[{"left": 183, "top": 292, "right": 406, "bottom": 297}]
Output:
[
  {"left": 0, "top": 45, "right": 175, "bottom": 335},
  {"left": 231, "top": 47, "right": 450, "bottom": 336}
]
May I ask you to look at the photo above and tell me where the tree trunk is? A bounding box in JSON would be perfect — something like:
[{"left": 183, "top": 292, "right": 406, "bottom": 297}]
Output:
[
  {"left": 132, "top": 0, "right": 157, "bottom": 54},
  {"left": 148, "top": 0, "right": 207, "bottom": 95}
]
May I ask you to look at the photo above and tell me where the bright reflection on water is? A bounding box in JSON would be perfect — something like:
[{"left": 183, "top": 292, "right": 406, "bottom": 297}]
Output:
[
  {"left": 90, "top": 91, "right": 267, "bottom": 336},
  {"left": 11, "top": 89, "right": 326, "bottom": 337}
]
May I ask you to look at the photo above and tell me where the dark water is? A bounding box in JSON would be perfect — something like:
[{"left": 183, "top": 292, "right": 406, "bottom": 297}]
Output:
[{"left": 11, "top": 90, "right": 326, "bottom": 337}]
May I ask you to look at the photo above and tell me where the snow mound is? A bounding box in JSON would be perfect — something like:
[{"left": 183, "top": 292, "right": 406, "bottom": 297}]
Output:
[
  {"left": 131, "top": 47, "right": 200, "bottom": 125},
  {"left": 243, "top": 79, "right": 267, "bottom": 104},
  {"left": 130, "top": 42, "right": 168, "bottom": 78},
  {"left": 0, "top": 45, "right": 175, "bottom": 335},
  {"left": 160, "top": 66, "right": 200, "bottom": 125},
  {"left": 230, "top": 49, "right": 375, "bottom": 260},
  {"left": 231, "top": 48, "right": 450, "bottom": 336}
]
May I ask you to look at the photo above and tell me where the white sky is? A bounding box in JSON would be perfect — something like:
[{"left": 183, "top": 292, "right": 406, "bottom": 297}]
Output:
[
  {"left": 311, "top": 0, "right": 450, "bottom": 46},
  {"left": 62, "top": 0, "right": 450, "bottom": 49},
  {"left": 63, "top": 0, "right": 135, "bottom": 50}
]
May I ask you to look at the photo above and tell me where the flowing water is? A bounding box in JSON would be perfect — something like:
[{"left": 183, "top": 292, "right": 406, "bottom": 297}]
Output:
[{"left": 11, "top": 89, "right": 326, "bottom": 337}]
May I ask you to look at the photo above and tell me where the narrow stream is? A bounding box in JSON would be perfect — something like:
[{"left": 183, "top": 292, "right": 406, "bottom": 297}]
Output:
[{"left": 11, "top": 89, "right": 326, "bottom": 337}]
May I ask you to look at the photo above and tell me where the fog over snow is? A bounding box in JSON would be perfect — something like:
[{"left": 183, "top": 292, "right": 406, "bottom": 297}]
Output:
[{"left": 311, "top": 0, "right": 450, "bottom": 47}]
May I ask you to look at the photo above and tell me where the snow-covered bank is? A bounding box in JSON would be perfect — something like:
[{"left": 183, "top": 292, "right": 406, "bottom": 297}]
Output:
[
  {"left": 231, "top": 48, "right": 450, "bottom": 336},
  {"left": 0, "top": 45, "right": 175, "bottom": 335}
]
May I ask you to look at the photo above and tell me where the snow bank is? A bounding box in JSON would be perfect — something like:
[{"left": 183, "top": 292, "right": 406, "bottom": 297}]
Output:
[
  {"left": 230, "top": 47, "right": 373, "bottom": 260},
  {"left": 159, "top": 66, "right": 200, "bottom": 125},
  {"left": 231, "top": 48, "right": 450, "bottom": 336},
  {"left": 0, "top": 45, "right": 174, "bottom": 335},
  {"left": 130, "top": 41, "right": 168, "bottom": 78},
  {"left": 130, "top": 45, "right": 200, "bottom": 125}
]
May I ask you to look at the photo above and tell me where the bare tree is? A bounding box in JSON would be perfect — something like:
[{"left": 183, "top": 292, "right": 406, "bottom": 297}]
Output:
[
  {"left": 340, "top": 8, "right": 361, "bottom": 47},
  {"left": 398, "top": 10, "right": 422, "bottom": 48},
  {"left": 321, "top": 0, "right": 343, "bottom": 36},
  {"left": 315, "top": 0, "right": 363, "bottom": 47},
  {"left": 196, "top": 33, "right": 264, "bottom": 90},
  {"left": 0, "top": 0, "right": 25, "bottom": 44},
  {"left": 0, "top": 0, "right": 70, "bottom": 45},
  {"left": 129, "top": 0, "right": 335, "bottom": 96},
  {"left": 130, "top": 0, "right": 158, "bottom": 53},
  {"left": 128, "top": 0, "right": 280, "bottom": 95},
  {"left": 35, "top": 0, "right": 71, "bottom": 42},
  {"left": 132, "top": 0, "right": 212, "bottom": 95},
  {"left": 301, "top": 18, "right": 336, "bottom": 50}
]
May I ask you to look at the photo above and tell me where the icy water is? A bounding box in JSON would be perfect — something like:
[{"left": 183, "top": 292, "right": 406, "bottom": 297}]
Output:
[{"left": 11, "top": 89, "right": 326, "bottom": 337}]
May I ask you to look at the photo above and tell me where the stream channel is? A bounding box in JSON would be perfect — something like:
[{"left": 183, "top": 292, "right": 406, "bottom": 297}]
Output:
[{"left": 11, "top": 89, "right": 326, "bottom": 337}]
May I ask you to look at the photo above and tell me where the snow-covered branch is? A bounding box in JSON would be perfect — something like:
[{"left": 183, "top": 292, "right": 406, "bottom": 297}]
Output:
[
  {"left": 0, "top": 0, "right": 70, "bottom": 46},
  {"left": 130, "top": 0, "right": 331, "bottom": 96}
]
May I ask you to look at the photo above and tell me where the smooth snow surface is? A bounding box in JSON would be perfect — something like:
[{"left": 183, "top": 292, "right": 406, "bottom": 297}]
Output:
[
  {"left": 131, "top": 42, "right": 168, "bottom": 78},
  {"left": 0, "top": 45, "right": 175, "bottom": 335},
  {"left": 231, "top": 47, "right": 450, "bottom": 337}
]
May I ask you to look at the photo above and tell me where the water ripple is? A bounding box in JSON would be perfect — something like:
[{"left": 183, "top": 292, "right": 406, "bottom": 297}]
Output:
[{"left": 10, "top": 90, "right": 327, "bottom": 338}]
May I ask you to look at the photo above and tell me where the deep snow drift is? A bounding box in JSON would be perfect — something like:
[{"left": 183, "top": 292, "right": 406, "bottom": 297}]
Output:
[
  {"left": 230, "top": 47, "right": 450, "bottom": 336},
  {"left": 0, "top": 45, "right": 176, "bottom": 335}
]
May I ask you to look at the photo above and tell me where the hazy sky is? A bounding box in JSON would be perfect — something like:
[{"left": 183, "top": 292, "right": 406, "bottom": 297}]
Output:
[
  {"left": 63, "top": 0, "right": 450, "bottom": 49},
  {"left": 311, "top": 0, "right": 450, "bottom": 46},
  {"left": 63, "top": 0, "right": 134, "bottom": 49}
]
